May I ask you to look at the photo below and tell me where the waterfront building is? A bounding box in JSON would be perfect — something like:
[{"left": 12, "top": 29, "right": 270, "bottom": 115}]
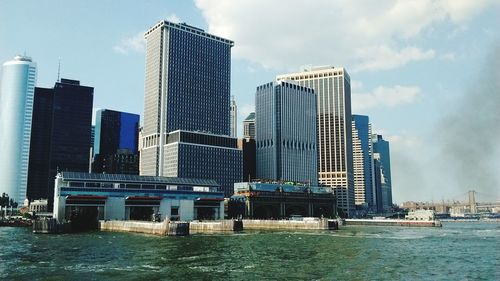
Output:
[
  {"left": 92, "top": 109, "right": 140, "bottom": 175},
  {"left": 243, "top": 112, "right": 256, "bottom": 139},
  {"left": 277, "top": 66, "right": 354, "bottom": 216},
  {"left": 372, "top": 134, "right": 392, "bottom": 212},
  {"left": 53, "top": 172, "right": 224, "bottom": 222},
  {"left": 238, "top": 138, "right": 256, "bottom": 182},
  {"left": 0, "top": 55, "right": 37, "bottom": 204},
  {"left": 352, "top": 115, "right": 375, "bottom": 209},
  {"left": 140, "top": 20, "right": 234, "bottom": 176},
  {"left": 230, "top": 97, "right": 237, "bottom": 137},
  {"left": 140, "top": 20, "right": 241, "bottom": 197},
  {"left": 255, "top": 81, "right": 318, "bottom": 184},
  {"left": 229, "top": 182, "right": 336, "bottom": 219},
  {"left": 27, "top": 79, "right": 93, "bottom": 208}
]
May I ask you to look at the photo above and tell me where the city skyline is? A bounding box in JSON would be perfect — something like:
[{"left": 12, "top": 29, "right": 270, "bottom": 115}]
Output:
[{"left": 1, "top": 1, "right": 499, "bottom": 203}]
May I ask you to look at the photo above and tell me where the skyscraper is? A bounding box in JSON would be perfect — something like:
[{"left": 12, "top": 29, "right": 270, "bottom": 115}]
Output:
[
  {"left": 92, "top": 109, "right": 140, "bottom": 175},
  {"left": 352, "top": 115, "right": 375, "bottom": 209},
  {"left": 27, "top": 78, "right": 93, "bottom": 207},
  {"left": 255, "top": 81, "right": 318, "bottom": 184},
  {"left": 243, "top": 112, "right": 256, "bottom": 139},
  {"left": 277, "top": 66, "right": 354, "bottom": 216},
  {"left": 230, "top": 96, "right": 237, "bottom": 137},
  {"left": 0, "top": 55, "right": 36, "bottom": 204},
  {"left": 141, "top": 20, "right": 241, "bottom": 196},
  {"left": 373, "top": 134, "right": 392, "bottom": 212}
]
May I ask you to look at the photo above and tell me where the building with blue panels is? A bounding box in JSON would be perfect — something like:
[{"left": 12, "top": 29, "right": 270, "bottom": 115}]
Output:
[
  {"left": 352, "top": 115, "right": 375, "bottom": 209},
  {"left": 373, "top": 134, "right": 392, "bottom": 212},
  {"left": 0, "top": 55, "right": 36, "bottom": 205},
  {"left": 255, "top": 81, "right": 318, "bottom": 184},
  {"left": 163, "top": 130, "right": 242, "bottom": 197},
  {"left": 141, "top": 20, "right": 234, "bottom": 177},
  {"left": 93, "top": 109, "right": 140, "bottom": 175},
  {"left": 53, "top": 172, "right": 224, "bottom": 222},
  {"left": 26, "top": 78, "right": 93, "bottom": 209}
]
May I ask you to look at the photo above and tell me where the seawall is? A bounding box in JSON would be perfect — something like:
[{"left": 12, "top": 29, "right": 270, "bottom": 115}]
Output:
[
  {"left": 345, "top": 219, "right": 442, "bottom": 227},
  {"left": 242, "top": 218, "right": 338, "bottom": 230},
  {"left": 99, "top": 220, "right": 189, "bottom": 236}
]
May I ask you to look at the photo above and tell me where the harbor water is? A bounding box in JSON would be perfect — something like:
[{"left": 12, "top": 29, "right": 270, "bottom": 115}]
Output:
[{"left": 1, "top": 222, "right": 498, "bottom": 280}]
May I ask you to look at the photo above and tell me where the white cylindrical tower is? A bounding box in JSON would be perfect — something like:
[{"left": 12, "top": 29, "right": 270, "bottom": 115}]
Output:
[{"left": 0, "top": 55, "right": 37, "bottom": 205}]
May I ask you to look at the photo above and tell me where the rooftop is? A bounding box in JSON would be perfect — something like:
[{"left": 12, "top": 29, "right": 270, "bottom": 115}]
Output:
[{"left": 59, "top": 172, "right": 220, "bottom": 187}]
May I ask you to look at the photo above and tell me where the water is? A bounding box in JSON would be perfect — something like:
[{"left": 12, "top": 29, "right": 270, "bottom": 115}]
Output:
[{"left": 1, "top": 222, "right": 498, "bottom": 280}]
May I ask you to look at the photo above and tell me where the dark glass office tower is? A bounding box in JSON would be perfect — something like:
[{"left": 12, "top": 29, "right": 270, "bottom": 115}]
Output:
[
  {"left": 26, "top": 88, "right": 53, "bottom": 201},
  {"left": 373, "top": 134, "right": 392, "bottom": 212},
  {"left": 27, "top": 78, "right": 93, "bottom": 208},
  {"left": 92, "top": 109, "right": 140, "bottom": 174}
]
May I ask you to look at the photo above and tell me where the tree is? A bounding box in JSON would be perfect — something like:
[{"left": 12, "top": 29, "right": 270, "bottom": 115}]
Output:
[{"left": 0, "top": 193, "right": 9, "bottom": 218}]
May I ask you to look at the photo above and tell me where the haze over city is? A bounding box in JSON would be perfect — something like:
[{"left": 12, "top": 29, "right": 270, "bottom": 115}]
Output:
[{"left": 1, "top": 0, "right": 499, "bottom": 203}]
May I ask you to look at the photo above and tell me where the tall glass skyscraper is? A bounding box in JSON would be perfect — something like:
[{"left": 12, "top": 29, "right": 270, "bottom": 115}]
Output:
[
  {"left": 373, "top": 134, "right": 392, "bottom": 212},
  {"left": 27, "top": 79, "right": 93, "bottom": 208},
  {"left": 277, "top": 66, "right": 354, "bottom": 216},
  {"left": 0, "top": 55, "right": 36, "bottom": 204},
  {"left": 255, "top": 81, "right": 318, "bottom": 184},
  {"left": 92, "top": 109, "right": 140, "bottom": 175},
  {"left": 352, "top": 115, "right": 375, "bottom": 209},
  {"left": 243, "top": 112, "right": 256, "bottom": 139},
  {"left": 140, "top": 20, "right": 241, "bottom": 197}
]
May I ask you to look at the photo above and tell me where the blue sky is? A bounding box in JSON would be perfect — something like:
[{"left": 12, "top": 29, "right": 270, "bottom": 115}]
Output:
[{"left": 1, "top": 0, "right": 499, "bottom": 203}]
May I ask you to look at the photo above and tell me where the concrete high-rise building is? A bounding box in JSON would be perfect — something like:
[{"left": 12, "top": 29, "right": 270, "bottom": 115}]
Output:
[
  {"left": 373, "top": 134, "right": 392, "bottom": 212},
  {"left": 277, "top": 66, "right": 354, "bottom": 216},
  {"left": 243, "top": 112, "right": 256, "bottom": 139},
  {"left": 27, "top": 79, "right": 93, "bottom": 208},
  {"left": 140, "top": 20, "right": 241, "bottom": 197},
  {"left": 255, "top": 81, "right": 318, "bottom": 184},
  {"left": 230, "top": 96, "right": 237, "bottom": 137},
  {"left": 92, "top": 109, "right": 140, "bottom": 175},
  {"left": 352, "top": 115, "right": 375, "bottom": 209},
  {"left": 0, "top": 55, "right": 36, "bottom": 204}
]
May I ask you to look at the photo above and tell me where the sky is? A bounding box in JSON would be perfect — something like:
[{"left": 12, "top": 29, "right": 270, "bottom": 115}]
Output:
[{"left": 1, "top": 0, "right": 499, "bottom": 203}]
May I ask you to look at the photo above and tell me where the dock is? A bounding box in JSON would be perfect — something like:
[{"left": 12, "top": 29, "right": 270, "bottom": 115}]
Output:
[{"left": 345, "top": 218, "right": 442, "bottom": 227}]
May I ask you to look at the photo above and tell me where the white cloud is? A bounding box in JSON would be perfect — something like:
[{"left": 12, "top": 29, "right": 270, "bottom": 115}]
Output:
[
  {"left": 194, "top": 0, "right": 494, "bottom": 72},
  {"left": 166, "top": 13, "right": 181, "bottom": 23},
  {"left": 439, "top": 52, "right": 456, "bottom": 61},
  {"left": 113, "top": 32, "right": 146, "bottom": 55},
  {"left": 352, "top": 85, "right": 421, "bottom": 111},
  {"left": 353, "top": 46, "right": 435, "bottom": 72}
]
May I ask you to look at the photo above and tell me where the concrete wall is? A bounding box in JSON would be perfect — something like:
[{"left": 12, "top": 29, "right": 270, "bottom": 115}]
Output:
[
  {"left": 190, "top": 220, "right": 242, "bottom": 234},
  {"left": 242, "top": 218, "right": 336, "bottom": 230},
  {"left": 99, "top": 220, "right": 189, "bottom": 235}
]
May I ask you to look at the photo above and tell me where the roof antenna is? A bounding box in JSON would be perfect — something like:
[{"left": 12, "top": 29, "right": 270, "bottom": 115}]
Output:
[{"left": 57, "top": 58, "right": 61, "bottom": 82}]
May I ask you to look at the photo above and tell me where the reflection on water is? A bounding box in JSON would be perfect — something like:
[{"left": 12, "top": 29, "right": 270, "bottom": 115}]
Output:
[{"left": 0, "top": 222, "right": 498, "bottom": 280}]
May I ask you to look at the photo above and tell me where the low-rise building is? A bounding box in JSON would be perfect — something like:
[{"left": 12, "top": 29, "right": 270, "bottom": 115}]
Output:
[
  {"left": 228, "top": 181, "right": 336, "bottom": 219},
  {"left": 53, "top": 172, "right": 224, "bottom": 223}
]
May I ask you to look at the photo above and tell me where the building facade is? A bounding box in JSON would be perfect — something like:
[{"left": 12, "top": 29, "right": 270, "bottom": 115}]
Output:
[
  {"left": 162, "top": 130, "right": 242, "bottom": 197},
  {"left": 243, "top": 112, "right": 256, "bottom": 139},
  {"left": 255, "top": 81, "right": 318, "bottom": 184},
  {"left": 0, "top": 55, "right": 37, "bottom": 204},
  {"left": 238, "top": 138, "right": 256, "bottom": 182},
  {"left": 277, "top": 66, "right": 354, "bottom": 216},
  {"left": 140, "top": 20, "right": 234, "bottom": 176},
  {"left": 27, "top": 79, "right": 93, "bottom": 209},
  {"left": 53, "top": 172, "right": 224, "bottom": 222},
  {"left": 373, "top": 134, "right": 392, "bottom": 212},
  {"left": 92, "top": 109, "right": 140, "bottom": 175},
  {"left": 230, "top": 97, "right": 237, "bottom": 137},
  {"left": 352, "top": 115, "right": 375, "bottom": 209}
]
